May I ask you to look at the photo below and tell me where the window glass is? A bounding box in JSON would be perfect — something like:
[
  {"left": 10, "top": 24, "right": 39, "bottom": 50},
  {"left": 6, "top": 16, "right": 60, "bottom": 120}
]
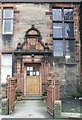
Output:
[
  {"left": 66, "top": 40, "right": 75, "bottom": 52},
  {"left": 27, "top": 71, "right": 30, "bottom": 76},
  {"left": 53, "top": 40, "right": 63, "bottom": 56},
  {"left": 36, "top": 71, "right": 39, "bottom": 76},
  {"left": 65, "top": 40, "right": 75, "bottom": 63},
  {"left": 53, "top": 9, "right": 62, "bottom": 21},
  {"left": 1, "top": 66, "right": 12, "bottom": 83},
  {"left": 30, "top": 71, "right": 33, "bottom": 76},
  {"left": 64, "top": 9, "right": 73, "bottom": 20},
  {"left": 30, "top": 67, "right": 33, "bottom": 71},
  {"left": 3, "top": 8, "right": 13, "bottom": 34},
  {"left": 53, "top": 23, "right": 62, "bottom": 38},
  {"left": 33, "top": 72, "right": 36, "bottom": 76},
  {"left": 4, "top": 20, "right": 13, "bottom": 33},
  {"left": 27, "top": 67, "right": 30, "bottom": 71},
  {"left": 65, "top": 23, "right": 74, "bottom": 38},
  {"left": 4, "top": 9, "right": 13, "bottom": 18},
  {"left": 1, "top": 54, "right": 12, "bottom": 83},
  {"left": 2, "top": 54, "right": 12, "bottom": 66}
]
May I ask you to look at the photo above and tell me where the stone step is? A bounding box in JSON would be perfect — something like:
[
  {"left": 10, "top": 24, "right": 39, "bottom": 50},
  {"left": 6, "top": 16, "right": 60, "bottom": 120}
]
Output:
[{"left": 22, "top": 96, "right": 43, "bottom": 100}]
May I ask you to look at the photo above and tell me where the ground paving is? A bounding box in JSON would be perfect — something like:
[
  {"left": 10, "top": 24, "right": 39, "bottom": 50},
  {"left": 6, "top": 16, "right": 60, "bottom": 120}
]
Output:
[
  {"left": 0, "top": 100, "right": 53, "bottom": 119},
  {"left": 0, "top": 99, "right": 82, "bottom": 119}
]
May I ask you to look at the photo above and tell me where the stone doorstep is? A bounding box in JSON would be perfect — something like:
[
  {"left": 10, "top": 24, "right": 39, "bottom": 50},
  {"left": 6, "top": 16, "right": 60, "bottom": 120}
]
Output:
[{"left": 22, "top": 96, "right": 43, "bottom": 100}]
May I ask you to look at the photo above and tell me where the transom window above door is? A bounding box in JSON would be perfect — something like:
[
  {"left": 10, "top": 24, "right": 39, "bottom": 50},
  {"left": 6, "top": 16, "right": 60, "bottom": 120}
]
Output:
[{"left": 27, "top": 66, "right": 39, "bottom": 76}]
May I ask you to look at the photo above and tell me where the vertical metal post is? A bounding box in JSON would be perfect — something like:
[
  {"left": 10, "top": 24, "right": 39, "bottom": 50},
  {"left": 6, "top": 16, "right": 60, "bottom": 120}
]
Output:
[
  {"left": 12, "top": 52, "right": 17, "bottom": 76},
  {"left": 53, "top": 78, "right": 55, "bottom": 118}
]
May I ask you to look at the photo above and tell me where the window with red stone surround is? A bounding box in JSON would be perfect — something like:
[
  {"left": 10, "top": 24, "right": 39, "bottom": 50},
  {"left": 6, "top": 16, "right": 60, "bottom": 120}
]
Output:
[
  {"left": 0, "top": 4, "right": 15, "bottom": 35},
  {"left": 52, "top": 5, "right": 75, "bottom": 64},
  {"left": 3, "top": 8, "right": 13, "bottom": 34}
]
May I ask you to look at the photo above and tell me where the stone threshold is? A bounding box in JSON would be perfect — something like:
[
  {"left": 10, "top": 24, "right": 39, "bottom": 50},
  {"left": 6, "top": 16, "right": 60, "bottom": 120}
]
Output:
[{"left": 22, "top": 96, "right": 43, "bottom": 100}]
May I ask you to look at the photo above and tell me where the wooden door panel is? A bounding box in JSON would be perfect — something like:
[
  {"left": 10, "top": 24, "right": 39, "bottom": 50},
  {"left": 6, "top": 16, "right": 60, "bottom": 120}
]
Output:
[
  {"left": 26, "top": 64, "right": 40, "bottom": 95},
  {"left": 26, "top": 75, "right": 40, "bottom": 95}
]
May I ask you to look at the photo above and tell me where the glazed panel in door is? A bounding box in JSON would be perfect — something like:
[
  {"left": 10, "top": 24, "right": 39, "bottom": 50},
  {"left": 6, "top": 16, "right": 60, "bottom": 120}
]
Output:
[{"left": 26, "top": 65, "right": 40, "bottom": 95}]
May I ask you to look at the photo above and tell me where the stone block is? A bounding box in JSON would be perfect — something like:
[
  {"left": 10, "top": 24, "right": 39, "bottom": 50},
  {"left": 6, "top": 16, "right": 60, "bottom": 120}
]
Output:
[
  {"left": 1, "top": 98, "right": 8, "bottom": 115},
  {"left": 54, "top": 100, "right": 61, "bottom": 118}
]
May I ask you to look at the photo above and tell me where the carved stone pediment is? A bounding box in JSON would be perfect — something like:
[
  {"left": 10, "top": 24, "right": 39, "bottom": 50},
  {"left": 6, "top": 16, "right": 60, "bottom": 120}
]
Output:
[{"left": 17, "top": 25, "right": 45, "bottom": 51}]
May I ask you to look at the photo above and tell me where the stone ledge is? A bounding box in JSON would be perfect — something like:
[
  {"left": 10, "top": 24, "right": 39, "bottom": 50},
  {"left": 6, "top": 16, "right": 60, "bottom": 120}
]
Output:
[
  {"left": 61, "top": 112, "right": 82, "bottom": 118},
  {"left": 54, "top": 100, "right": 82, "bottom": 119}
]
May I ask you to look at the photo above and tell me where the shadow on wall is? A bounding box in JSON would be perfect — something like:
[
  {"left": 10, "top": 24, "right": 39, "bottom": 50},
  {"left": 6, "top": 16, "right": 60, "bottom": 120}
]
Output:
[
  {"left": 2, "top": 34, "right": 13, "bottom": 41},
  {"left": 2, "top": 35, "right": 13, "bottom": 47}
]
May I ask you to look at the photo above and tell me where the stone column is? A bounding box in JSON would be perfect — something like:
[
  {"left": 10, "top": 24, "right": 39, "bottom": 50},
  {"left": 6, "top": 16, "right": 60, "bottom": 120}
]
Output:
[{"left": 16, "top": 57, "right": 22, "bottom": 89}]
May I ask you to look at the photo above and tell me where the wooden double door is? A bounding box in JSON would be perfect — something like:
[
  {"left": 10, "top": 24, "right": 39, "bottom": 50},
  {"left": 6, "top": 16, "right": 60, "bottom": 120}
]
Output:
[{"left": 26, "top": 64, "right": 40, "bottom": 95}]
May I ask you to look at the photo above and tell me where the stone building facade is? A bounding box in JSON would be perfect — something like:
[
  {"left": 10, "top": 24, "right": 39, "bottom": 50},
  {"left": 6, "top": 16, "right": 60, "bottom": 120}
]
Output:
[{"left": 0, "top": 0, "right": 82, "bottom": 98}]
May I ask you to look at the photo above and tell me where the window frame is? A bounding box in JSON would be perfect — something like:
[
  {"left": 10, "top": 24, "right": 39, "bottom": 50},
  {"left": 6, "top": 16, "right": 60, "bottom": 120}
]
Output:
[
  {"left": 52, "top": 7, "right": 75, "bottom": 64},
  {"left": 53, "top": 7, "right": 74, "bottom": 39},
  {"left": 3, "top": 7, "right": 14, "bottom": 35}
]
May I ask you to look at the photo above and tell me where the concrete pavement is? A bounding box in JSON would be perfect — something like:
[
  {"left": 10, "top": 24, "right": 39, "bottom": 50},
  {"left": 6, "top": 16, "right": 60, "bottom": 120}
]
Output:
[
  {"left": 0, "top": 99, "right": 82, "bottom": 119},
  {"left": 0, "top": 100, "right": 53, "bottom": 119}
]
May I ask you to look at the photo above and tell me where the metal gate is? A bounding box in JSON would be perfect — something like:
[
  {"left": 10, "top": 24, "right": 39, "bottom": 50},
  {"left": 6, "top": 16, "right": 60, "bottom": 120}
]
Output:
[{"left": 47, "top": 77, "right": 55, "bottom": 117}]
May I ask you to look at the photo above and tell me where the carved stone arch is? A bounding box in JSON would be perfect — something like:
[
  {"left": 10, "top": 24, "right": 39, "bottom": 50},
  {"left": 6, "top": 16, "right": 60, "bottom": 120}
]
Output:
[
  {"left": 25, "top": 25, "right": 41, "bottom": 40},
  {"left": 20, "top": 25, "right": 45, "bottom": 51}
]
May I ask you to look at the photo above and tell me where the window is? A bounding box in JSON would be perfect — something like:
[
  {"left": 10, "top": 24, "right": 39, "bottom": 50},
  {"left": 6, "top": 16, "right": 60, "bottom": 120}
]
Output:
[
  {"left": 27, "top": 66, "right": 39, "bottom": 76},
  {"left": 1, "top": 54, "right": 12, "bottom": 83},
  {"left": 53, "top": 8, "right": 75, "bottom": 63},
  {"left": 3, "top": 8, "right": 13, "bottom": 34}
]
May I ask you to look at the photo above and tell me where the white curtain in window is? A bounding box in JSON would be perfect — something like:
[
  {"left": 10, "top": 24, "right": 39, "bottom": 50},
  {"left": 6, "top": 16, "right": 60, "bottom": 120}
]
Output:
[{"left": 1, "top": 54, "right": 12, "bottom": 83}]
